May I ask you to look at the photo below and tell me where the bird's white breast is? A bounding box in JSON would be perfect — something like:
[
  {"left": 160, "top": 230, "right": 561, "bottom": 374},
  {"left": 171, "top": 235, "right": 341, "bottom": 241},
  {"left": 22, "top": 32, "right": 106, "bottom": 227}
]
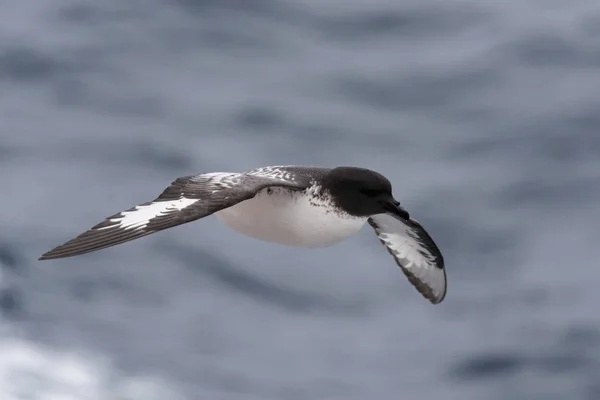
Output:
[{"left": 215, "top": 187, "right": 367, "bottom": 247}]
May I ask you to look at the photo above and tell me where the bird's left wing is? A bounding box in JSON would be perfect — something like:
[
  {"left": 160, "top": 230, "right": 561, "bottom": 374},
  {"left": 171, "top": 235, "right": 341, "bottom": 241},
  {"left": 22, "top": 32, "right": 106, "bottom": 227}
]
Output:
[
  {"left": 368, "top": 214, "right": 447, "bottom": 304},
  {"left": 39, "top": 171, "right": 307, "bottom": 260}
]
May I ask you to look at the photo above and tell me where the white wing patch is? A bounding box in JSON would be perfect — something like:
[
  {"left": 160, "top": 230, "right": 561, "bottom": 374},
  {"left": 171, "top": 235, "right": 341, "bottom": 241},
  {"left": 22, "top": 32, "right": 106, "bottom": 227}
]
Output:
[
  {"left": 102, "top": 198, "right": 198, "bottom": 231},
  {"left": 368, "top": 214, "right": 446, "bottom": 304}
]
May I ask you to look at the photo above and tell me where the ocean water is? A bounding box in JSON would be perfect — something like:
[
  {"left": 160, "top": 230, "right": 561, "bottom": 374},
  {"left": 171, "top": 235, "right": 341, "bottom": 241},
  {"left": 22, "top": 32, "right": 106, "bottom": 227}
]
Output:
[{"left": 1, "top": 0, "right": 600, "bottom": 399}]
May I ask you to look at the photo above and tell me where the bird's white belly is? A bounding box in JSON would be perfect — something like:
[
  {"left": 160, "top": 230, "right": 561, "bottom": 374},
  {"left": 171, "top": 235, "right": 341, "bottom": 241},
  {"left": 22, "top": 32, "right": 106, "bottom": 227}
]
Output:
[{"left": 215, "top": 188, "right": 367, "bottom": 247}]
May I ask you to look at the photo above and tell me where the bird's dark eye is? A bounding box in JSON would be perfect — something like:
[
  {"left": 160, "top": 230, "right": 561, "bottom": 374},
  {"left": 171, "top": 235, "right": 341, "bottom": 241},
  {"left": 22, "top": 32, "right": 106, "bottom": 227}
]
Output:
[{"left": 360, "top": 189, "right": 380, "bottom": 196}]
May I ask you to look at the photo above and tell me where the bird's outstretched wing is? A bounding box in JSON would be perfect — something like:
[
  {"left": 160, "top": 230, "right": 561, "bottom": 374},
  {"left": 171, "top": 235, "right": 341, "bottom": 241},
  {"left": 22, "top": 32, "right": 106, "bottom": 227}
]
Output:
[
  {"left": 39, "top": 171, "right": 307, "bottom": 260},
  {"left": 368, "top": 214, "right": 446, "bottom": 304}
]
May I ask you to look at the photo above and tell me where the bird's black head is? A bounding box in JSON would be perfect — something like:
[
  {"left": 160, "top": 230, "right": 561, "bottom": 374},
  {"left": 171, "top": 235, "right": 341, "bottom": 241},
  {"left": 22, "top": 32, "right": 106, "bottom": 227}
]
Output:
[{"left": 322, "top": 167, "right": 410, "bottom": 219}]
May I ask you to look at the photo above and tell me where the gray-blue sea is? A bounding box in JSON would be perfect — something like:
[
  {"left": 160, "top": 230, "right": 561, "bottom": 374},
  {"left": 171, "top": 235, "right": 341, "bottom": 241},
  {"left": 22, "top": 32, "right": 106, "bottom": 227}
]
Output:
[{"left": 1, "top": 1, "right": 600, "bottom": 399}]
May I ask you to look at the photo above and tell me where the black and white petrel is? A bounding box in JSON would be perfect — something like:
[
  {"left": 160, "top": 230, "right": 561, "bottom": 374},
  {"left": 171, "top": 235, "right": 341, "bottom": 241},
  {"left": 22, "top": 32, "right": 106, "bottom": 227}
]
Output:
[{"left": 39, "top": 166, "right": 447, "bottom": 304}]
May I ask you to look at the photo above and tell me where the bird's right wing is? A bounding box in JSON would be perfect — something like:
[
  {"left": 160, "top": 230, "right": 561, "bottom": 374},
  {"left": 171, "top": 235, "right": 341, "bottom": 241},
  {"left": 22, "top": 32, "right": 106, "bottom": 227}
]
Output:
[
  {"left": 39, "top": 171, "right": 307, "bottom": 260},
  {"left": 368, "top": 214, "right": 447, "bottom": 304}
]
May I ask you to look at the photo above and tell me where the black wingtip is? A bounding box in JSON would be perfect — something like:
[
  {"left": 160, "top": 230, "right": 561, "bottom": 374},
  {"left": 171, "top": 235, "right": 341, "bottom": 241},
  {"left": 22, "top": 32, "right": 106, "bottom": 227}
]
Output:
[{"left": 38, "top": 249, "right": 61, "bottom": 261}]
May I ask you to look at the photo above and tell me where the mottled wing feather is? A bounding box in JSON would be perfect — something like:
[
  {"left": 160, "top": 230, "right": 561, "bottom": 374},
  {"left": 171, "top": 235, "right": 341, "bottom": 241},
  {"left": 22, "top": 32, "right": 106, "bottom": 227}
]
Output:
[
  {"left": 39, "top": 170, "right": 307, "bottom": 260},
  {"left": 245, "top": 165, "right": 328, "bottom": 184},
  {"left": 246, "top": 166, "right": 300, "bottom": 181},
  {"left": 368, "top": 214, "right": 447, "bottom": 304}
]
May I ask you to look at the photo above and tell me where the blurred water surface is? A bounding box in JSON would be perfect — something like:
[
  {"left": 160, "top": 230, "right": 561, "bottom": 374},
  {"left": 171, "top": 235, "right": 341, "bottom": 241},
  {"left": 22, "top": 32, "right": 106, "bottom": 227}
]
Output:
[{"left": 1, "top": 0, "right": 600, "bottom": 399}]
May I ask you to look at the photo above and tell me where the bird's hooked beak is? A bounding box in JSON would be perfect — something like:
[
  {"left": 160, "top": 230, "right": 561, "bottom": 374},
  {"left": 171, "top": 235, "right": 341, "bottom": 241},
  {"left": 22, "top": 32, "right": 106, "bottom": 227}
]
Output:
[{"left": 384, "top": 199, "right": 410, "bottom": 220}]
